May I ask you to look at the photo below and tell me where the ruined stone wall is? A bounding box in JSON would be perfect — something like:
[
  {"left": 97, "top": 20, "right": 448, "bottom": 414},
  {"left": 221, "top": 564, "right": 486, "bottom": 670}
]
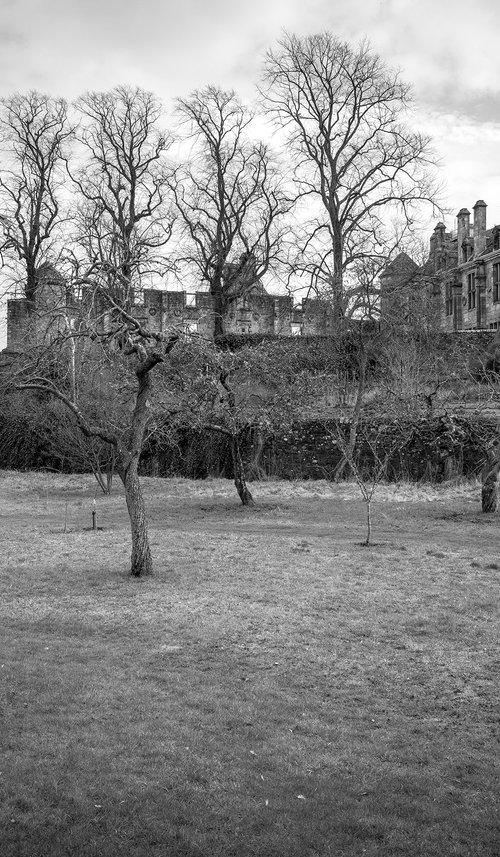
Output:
[
  {"left": 6, "top": 263, "right": 72, "bottom": 352},
  {"left": 5, "top": 286, "right": 343, "bottom": 351},
  {"left": 7, "top": 298, "right": 31, "bottom": 352}
]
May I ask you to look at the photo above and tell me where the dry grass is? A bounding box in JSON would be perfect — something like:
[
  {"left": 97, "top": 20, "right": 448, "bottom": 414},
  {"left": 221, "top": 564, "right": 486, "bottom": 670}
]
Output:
[{"left": 0, "top": 471, "right": 499, "bottom": 856}]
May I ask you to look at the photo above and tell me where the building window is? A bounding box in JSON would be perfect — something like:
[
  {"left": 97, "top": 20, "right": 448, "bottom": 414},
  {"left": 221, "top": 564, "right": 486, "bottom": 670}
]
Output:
[
  {"left": 290, "top": 323, "right": 302, "bottom": 336},
  {"left": 185, "top": 293, "right": 196, "bottom": 307},
  {"left": 445, "top": 282, "right": 453, "bottom": 316},
  {"left": 489, "top": 322, "right": 499, "bottom": 330},
  {"left": 493, "top": 263, "right": 500, "bottom": 303},
  {"left": 467, "top": 272, "right": 476, "bottom": 310}
]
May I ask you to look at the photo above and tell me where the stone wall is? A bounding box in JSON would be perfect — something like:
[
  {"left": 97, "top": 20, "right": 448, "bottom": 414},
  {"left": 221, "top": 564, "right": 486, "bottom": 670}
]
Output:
[{"left": 5, "top": 286, "right": 341, "bottom": 351}]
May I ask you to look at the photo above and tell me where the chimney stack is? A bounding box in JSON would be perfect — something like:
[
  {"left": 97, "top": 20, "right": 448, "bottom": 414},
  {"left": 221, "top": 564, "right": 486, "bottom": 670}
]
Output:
[
  {"left": 473, "top": 200, "right": 487, "bottom": 257},
  {"left": 457, "top": 208, "right": 470, "bottom": 263}
]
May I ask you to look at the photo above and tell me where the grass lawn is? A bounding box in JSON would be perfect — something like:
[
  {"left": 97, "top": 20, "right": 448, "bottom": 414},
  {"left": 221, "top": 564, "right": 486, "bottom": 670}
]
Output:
[{"left": 0, "top": 471, "right": 499, "bottom": 856}]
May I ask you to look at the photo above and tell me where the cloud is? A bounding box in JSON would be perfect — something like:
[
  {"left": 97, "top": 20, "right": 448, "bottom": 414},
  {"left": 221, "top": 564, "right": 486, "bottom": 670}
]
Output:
[
  {"left": 3, "top": 0, "right": 498, "bottom": 116},
  {"left": 417, "top": 107, "right": 500, "bottom": 226},
  {"left": 361, "top": 0, "right": 500, "bottom": 120},
  {"left": 0, "top": 0, "right": 498, "bottom": 256},
  {"left": 0, "top": 30, "right": 23, "bottom": 46}
]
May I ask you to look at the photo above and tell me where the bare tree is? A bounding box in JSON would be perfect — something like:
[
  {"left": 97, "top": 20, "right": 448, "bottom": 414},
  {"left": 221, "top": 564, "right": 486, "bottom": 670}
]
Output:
[
  {"left": 327, "top": 418, "right": 410, "bottom": 545},
  {"left": 162, "top": 337, "right": 308, "bottom": 505},
  {"left": 171, "top": 86, "right": 290, "bottom": 337},
  {"left": 460, "top": 342, "right": 500, "bottom": 512},
  {"left": 55, "top": 86, "right": 179, "bottom": 575},
  {"left": 5, "top": 86, "right": 181, "bottom": 577},
  {"left": 10, "top": 306, "right": 179, "bottom": 577},
  {"left": 261, "top": 33, "right": 439, "bottom": 319},
  {"left": 0, "top": 91, "right": 73, "bottom": 305},
  {"left": 70, "top": 85, "right": 174, "bottom": 308}
]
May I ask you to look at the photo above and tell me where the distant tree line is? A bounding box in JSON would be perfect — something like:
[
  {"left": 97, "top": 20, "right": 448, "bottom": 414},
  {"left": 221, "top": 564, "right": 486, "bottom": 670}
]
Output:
[{"left": 0, "top": 32, "right": 440, "bottom": 329}]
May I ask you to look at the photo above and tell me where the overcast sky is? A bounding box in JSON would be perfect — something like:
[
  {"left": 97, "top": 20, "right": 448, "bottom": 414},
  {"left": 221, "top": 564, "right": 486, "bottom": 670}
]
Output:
[
  {"left": 1, "top": 0, "right": 499, "bottom": 221},
  {"left": 0, "top": 0, "right": 499, "bottom": 343}
]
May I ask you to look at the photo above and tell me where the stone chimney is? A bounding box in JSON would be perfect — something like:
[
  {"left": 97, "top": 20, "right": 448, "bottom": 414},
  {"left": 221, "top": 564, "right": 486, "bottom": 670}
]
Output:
[
  {"left": 434, "top": 222, "right": 447, "bottom": 269},
  {"left": 434, "top": 222, "right": 446, "bottom": 248},
  {"left": 457, "top": 208, "right": 470, "bottom": 263},
  {"left": 473, "top": 199, "right": 487, "bottom": 257}
]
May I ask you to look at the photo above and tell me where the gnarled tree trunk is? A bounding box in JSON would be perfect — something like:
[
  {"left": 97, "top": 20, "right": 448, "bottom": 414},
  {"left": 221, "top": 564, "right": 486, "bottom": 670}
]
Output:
[
  {"left": 119, "top": 458, "right": 153, "bottom": 576},
  {"left": 232, "top": 436, "right": 254, "bottom": 507},
  {"left": 247, "top": 424, "right": 268, "bottom": 481},
  {"left": 115, "top": 349, "right": 166, "bottom": 576}
]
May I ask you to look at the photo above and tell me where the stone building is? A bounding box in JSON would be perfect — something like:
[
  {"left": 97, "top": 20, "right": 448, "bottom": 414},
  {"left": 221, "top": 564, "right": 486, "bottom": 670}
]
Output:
[
  {"left": 429, "top": 201, "right": 500, "bottom": 331},
  {"left": 9, "top": 204, "right": 498, "bottom": 352},
  {"left": 5, "top": 262, "right": 72, "bottom": 354},
  {"left": 4, "top": 266, "right": 340, "bottom": 353},
  {"left": 381, "top": 201, "right": 500, "bottom": 332}
]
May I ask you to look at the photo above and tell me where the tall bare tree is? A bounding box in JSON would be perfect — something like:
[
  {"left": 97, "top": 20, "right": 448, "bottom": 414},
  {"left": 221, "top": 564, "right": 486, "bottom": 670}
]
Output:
[
  {"left": 0, "top": 91, "right": 73, "bottom": 305},
  {"left": 261, "top": 33, "right": 439, "bottom": 319},
  {"left": 70, "top": 85, "right": 174, "bottom": 308},
  {"left": 171, "top": 86, "right": 290, "bottom": 337},
  {"left": 58, "top": 86, "right": 178, "bottom": 575},
  {"left": 6, "top": 86, "right": 180, "bottom": 577}
]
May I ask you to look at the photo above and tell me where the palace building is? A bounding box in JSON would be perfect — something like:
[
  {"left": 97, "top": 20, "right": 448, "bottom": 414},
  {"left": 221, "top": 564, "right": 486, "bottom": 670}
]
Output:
[{"left": 381, "top": 201, "right": 500, "bottom": 332}]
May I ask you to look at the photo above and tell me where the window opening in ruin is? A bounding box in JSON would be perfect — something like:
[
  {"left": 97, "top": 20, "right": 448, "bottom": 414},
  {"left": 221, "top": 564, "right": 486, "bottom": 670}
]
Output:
[
  {"left": 184, "top": 321, "right": 198, "bottom": 333},
  {"left": 445, "top": 282, "right": 453, "bottom": 316},
  {"left": 185, "top": 293, "right": 196, "bottom": 307},
  {"left": 467, "top": 272, "right": 476, "bottom": 310},
  {"left": 493, "top": 263, "right": 500, "bottom": 303},
  {"left": 291, "top": 323, "right": 302, "bottom": 336}
]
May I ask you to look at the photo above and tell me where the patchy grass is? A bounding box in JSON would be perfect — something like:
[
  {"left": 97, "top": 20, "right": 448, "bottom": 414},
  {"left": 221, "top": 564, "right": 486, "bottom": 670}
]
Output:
[{"left": 0, "top": 471, "right": 499, "bottom": 857}]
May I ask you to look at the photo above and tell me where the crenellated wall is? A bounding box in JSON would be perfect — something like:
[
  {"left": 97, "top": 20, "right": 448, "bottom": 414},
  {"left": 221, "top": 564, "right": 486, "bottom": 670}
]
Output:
[{"left": 5, "top": 283, "right": 343, "bottom": 352}]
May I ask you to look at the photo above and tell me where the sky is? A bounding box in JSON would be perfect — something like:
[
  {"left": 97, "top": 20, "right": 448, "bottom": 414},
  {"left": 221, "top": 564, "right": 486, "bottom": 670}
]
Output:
[{"left": 0, "top": 0, "right": 499, "bottom": 342}]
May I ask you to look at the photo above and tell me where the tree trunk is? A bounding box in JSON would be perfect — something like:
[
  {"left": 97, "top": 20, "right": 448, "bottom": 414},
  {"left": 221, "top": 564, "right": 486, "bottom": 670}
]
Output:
[
  {"left": 115, "top": 349, "right": 169, "bottom": 576},
  {"left": 211, "top": 276, "right": 226, "bottom": 340},
  {"left": 335, "top": 349, "right": 367, "bottom": 481},
  {"left": 481, "top": 444, "right": 500, "bottom": 513},
  {"left": 331, "top": 227, "right": 344, "bottom": 326},
  {"left": 213, "top": 300, "right": 225, "bottom": 339},
  {"left": 26, "top": 260, "right": 37, "bottom": 308},
  {"left": 364, "top": 499, "right": 372, "bottom": 546},
  {"left": 231, "top": 437, "right": 254, "bottom": 507},
  {"left": 106, "top": 450, "right": 115, "bottom": 493},
  {"left": 247, "top": 425, "right": 268, "bottom": 481},
  {"left": 119, "top": 460, "right": 153, "bottom": 576}
]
